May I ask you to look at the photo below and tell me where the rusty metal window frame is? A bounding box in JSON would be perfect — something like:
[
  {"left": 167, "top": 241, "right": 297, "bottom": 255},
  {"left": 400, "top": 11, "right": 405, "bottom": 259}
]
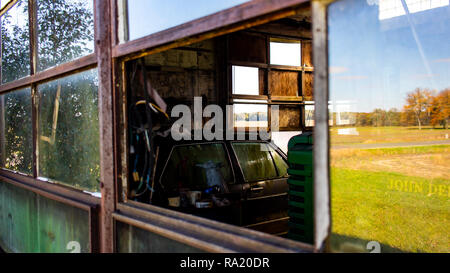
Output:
[
  {"left": 0, "top": 0, "right": 103, "bottom": 252},
  {"left": 111, "top": 0, "right": 331, "bottom": 252}
]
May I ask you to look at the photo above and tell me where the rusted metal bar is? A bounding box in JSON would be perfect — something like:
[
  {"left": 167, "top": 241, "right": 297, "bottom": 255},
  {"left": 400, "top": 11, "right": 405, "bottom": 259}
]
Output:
[
  {"left": 118, "top": 201, "right": 314, "bottom": 253},
  {"left": 0, "top": 54, "right": 97, "bottom": 94},
  {"left": 95, "top": 0, "right": 115, "bottom": 253},
  {"left": 0, "top": 169, "right": 101, "bottom": 205},
  {"left": 0, "top": 175, "right": 98, "bottom": 211}
]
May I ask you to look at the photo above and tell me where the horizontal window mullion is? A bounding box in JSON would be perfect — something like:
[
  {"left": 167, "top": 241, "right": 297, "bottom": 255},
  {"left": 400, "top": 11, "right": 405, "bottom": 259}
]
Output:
[{"left": 0, "top": 53, "right": 97, "bottom": 94}]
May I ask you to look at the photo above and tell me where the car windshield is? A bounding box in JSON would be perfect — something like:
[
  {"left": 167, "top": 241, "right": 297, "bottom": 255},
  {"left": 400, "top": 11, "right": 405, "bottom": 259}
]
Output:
[
  {"left": 232, "top": 142, "right": 288, "bottom": 182},
  {"left": 161, "top": 143, "right": 233, "bottom": 195}
]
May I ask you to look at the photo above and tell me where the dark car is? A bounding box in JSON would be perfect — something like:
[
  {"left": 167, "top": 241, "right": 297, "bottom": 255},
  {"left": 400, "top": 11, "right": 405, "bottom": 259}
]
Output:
[{"left": 132, "top": 136, "right": 290, "bottom": 235}]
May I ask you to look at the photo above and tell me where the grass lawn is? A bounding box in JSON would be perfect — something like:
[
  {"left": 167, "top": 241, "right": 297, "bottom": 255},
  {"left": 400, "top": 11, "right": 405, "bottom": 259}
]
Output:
[
  {"left": 330, "top": 126, "right": 450, "bottom": 146},
  {"left": 330, "top": 145, "right": 450, "bottom": 253}
]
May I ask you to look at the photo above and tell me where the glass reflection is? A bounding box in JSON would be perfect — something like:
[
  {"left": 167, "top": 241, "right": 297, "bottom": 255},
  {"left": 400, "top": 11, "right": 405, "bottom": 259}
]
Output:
[
  {"left": 38, "top": 69, "right": 100, "bottom": 193},
  {"left": 125, "top": 0, "right": 250, "bottom": 42},
  {"left": 1, "top": 0, "right": 29, "bottom": 83},
  {"left": 37, "top": 0, "right": 94, "bottom": 71},
  {"left": 328, "top": 0, "right": 449, "bottom": 252},
  {"left": 0, "top": 88, "right": 32, "bottom": 175}
]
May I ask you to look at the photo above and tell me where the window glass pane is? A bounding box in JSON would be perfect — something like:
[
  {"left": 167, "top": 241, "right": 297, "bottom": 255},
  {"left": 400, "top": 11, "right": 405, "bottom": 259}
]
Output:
[
  {"left": 232, "top": 66, "right": 259, "bottom": 95},
  {"left": 0, "top": 88, "right": 32, "bottom": 174},
  {"left": 270, "top": 145, "right": 288, "bottom": 177},
  {"left": 233, "top": 101, "right": 268, "bottom": 128},
  {"left": 38, "top": 69, "right": 100, "bottom": 193},
  {"left": 270, "top": 38, "right": 301, "bottom": 66},
  {"left": 329, "top": 0, "right": 450, "bottom": 253},
  {"left": 1, "top": 0, "right": 29, "bottom": 83},
  {"left": 37, "top": 0, "right": 94, "bottom": 71},
  {"left": 232, "top": 142, "right": 279, "bottom": 182},
  {"left": 160, "top": 144, "right": 234, "bottom": 196},
  {"left": 305, "top": 104, "right": 315, "bottom": 127},
  {"left": 125, "top": 0, "right": 250, "bottom": 42}
]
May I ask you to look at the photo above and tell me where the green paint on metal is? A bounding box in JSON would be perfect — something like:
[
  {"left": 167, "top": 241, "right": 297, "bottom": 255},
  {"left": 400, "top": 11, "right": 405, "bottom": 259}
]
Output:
[
  {"left": 0, "top": 181, "right": 90, "bottom": 253},
  {"left": 287, "top": 132, "right": 314, "bottom": 244},
  {"left": 116, "top": 221, "right": 204, "bottom": 253}
]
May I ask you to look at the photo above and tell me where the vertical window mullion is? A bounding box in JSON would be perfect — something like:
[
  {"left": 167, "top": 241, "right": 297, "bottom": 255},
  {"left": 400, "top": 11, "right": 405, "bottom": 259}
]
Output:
[
  {"left": 28, "top": 0, "right": 38, "bottom": 178},
  {"left": 311, "top": 0, "right": 331, "bottom": 251}
]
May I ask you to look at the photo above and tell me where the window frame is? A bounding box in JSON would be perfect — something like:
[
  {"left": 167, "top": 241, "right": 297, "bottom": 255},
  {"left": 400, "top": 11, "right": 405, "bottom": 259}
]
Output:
[
  {"left": 0, "top": 0, "right": 331, "bottom": 254},
  {"left": 112, "top": 0, "right": 330, "bottom": 253},
  {"left": 0, "top": 0, "right": 102, "bottom": 253},
  {"left": 227, "top": 31, "right": 314, "bottom": 131}
]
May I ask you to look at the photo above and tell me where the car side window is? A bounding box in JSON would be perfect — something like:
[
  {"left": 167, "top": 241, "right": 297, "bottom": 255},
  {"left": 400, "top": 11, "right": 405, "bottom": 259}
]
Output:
[
  {"left": 160, "top": 143, "right": 234, "bottom": 196},
  {"left": 232, "top": 142, "right": 286, "bottom": 182},
  {"left": 269, "top": 145, "right": 288, "bottom": 178}
]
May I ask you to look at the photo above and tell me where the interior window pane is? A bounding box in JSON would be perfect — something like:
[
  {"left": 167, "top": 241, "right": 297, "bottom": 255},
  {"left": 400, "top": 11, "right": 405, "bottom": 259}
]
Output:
[
  {"left": 233, "top": 101, "right": 268, "bottom": 128},
  {"left": 232, "top": 142, "right": 278, "bottom": 182},
  {"left": 270, "top": 38, "right": 301, "bottom": 66},
  {"left": 232, "top": 66, "right": 260, "bottom": 95},
  {"left": 37, "top": 0, "right": 94, "bottom": 71},
  {"left": 125, "top": 0, "right": 250, "bottom": 42},
  {"left": 38, "top": 69, "right": 100, "bottom": 193},
  {"left": 329, "top": 0, "right": 450, "bottom": 253},
  {"left": 0, "top": 88, "right": 32, "bottom": 175},
  {"left": 1, "top": 0, "right": 29, "bottom": 83},
  {"left": 160, "top": 144, "right": 234, "bottom": 196}
]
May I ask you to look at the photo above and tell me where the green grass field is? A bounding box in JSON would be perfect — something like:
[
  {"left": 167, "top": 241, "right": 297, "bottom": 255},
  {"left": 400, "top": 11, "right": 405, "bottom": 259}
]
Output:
[
  {"left": 330, "top": 126, "right": 450, "bottom": 146},
  {"left": 329, "top": 128, "right": 450, "bottom": 253}
]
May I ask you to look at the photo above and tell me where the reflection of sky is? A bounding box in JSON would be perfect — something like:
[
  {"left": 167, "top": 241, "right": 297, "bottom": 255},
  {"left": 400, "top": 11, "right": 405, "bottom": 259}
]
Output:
[
  {"left": 328, "top": 0, "right": 450, "bottom": 112},
  {"left": 127, "top": 0, "right": 250, "bottom": 41}
]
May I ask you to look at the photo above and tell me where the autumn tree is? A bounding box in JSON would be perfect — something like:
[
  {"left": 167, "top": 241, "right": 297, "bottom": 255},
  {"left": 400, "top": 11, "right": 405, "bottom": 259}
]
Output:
[
  {"left": 403, "top": 88, "right": 434, "bottom": 130},
  {"left": 430, "top": 89, "right": 450, "bottom": 129}
]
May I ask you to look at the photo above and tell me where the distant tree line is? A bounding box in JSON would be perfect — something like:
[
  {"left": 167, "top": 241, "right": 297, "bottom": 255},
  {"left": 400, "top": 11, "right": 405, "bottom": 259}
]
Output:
[{"left": 347, "top": 88, "right": 449, "bottom": 129}]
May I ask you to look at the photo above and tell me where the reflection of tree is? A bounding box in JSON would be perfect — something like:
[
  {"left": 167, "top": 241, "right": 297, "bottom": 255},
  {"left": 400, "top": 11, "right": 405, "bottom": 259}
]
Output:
[
  {"left": 403, "top": 88, "right": 433, "bottom": 130},
  {"left": 1, "top": 89, "right": 32, "bottom": 174},
  {"left": 37, "top": 0, "right": 93, "bottom": 71},
  {"left": 1, "top": 0, "right": 30, "bottom": 83},
  {"left": 1, "top": 1, "right": 97, "bottom": 190},
  {"left": 39, "top": 70, "right": 99, "bottom": 191},
  {"left": 430, "top": 89, "right": 449, "bottom": 129}
]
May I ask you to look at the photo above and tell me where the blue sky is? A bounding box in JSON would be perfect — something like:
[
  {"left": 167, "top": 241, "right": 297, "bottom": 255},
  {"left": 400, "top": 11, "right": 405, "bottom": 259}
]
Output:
[
  {"left": 328, "top": 0, "right": 450, "bottom": 112},
  {"left": 127, "top": 0, "right": 250, "bottom": 41}
]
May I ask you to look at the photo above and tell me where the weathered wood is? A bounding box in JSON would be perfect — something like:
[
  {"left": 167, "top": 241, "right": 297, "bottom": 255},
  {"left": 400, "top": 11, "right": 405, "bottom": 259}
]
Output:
[
  {"left": 269, "top": 70, "right": 300, "bottom": 96},
  {"left": 311, "top": 0, "right": 331, "bottom": 251}
]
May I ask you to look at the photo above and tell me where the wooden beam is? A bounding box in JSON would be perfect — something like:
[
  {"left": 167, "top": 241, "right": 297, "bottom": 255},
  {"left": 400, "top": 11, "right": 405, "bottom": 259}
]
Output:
[{"left": 311, "top": 0, "right": 331, "bottom": 251}]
